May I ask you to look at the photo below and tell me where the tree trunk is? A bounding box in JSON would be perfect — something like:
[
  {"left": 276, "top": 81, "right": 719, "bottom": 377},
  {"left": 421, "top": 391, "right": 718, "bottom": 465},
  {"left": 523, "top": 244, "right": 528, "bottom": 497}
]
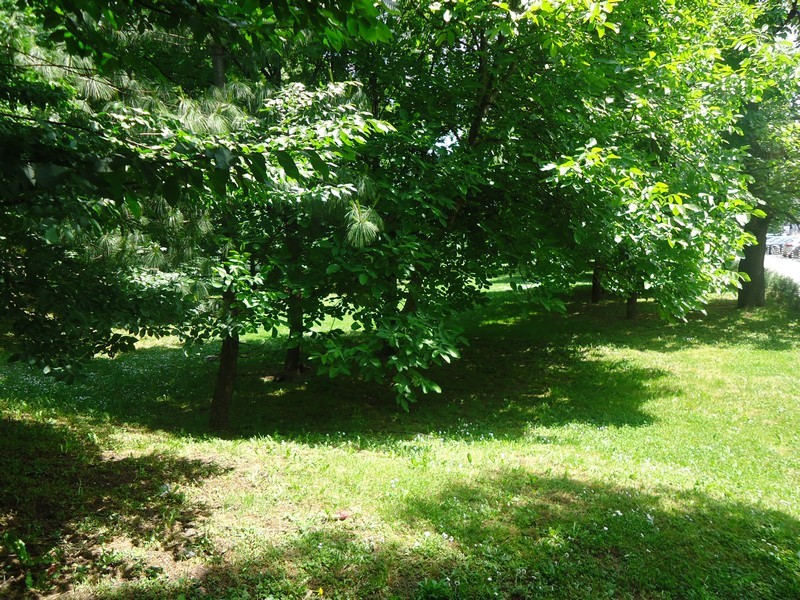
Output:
[
  {"left": 591, "top": 265, "right": 603, "bottom": 303},
  {"left": 283, "top": 290, "right": 304, "bottom": 377},
  {"left": 210, "top": 44, "right": 226, "bottom": 88},
  {"left": 626, "top": 293, "right": 639, "bottom": 320},
  {"left": 267, "top": 54, "right": 282, "bottom": 86},
  {"left": 210, "top": 331, "right": 239, "bottom": 430},
  {"left": 207, "top": 42, "right": 236, "bottom": 430},
  {"left": 329, "top": 50, "right": 349, "bottom": 82},
  {"left": 738, "top": 215, "right": 770, "bottom": 309},
  {"left": 283, "top": 219, "right": 305, "bottom": 377}
]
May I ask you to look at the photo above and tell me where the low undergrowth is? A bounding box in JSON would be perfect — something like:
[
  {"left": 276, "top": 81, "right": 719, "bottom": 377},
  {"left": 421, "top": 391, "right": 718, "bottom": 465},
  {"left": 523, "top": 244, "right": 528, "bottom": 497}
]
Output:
[{"left": 765, "top": 270, "right": 800, "bottom": 311}]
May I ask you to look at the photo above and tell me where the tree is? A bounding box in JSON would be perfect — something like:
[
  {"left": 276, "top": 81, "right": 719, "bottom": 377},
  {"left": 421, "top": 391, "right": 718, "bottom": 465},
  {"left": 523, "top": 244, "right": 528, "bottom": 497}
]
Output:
[
  {"left": 729, "top": 2, "right": 800, "bottom": 308},
  {"left": 5, "top": 0, "right": 799, "bottom": 427},
  {"left": 179, "top": 82, "right": 390, "bottom": 428},
  {"left": 536, "top": 0, "right": 796, "bottom": 319},
  {"left": 1, "top": 0, "right": 391, "bottom": 422},
  {"left": 736, "top": 98, "right": 800, "bottom": 308}
]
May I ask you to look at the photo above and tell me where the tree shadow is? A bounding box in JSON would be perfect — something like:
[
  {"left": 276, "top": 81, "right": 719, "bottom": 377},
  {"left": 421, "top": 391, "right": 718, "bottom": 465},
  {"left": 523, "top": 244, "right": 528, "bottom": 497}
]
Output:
[
  {"left": 394, "top": 469, "right": 800, "bottom": 598},
  {"left": 645, "top": 299, "right": 800, "bottom": 352},
  {"left": 7, "top": 287, "right": 779, "bottom": 444},
  {"left": 228, "top": 327, "right": 664, "bottom": 438},
  {"left": 0, "top": 295, "right": 671, "bottom": 442},
  {"left": 479, "top": 287, "right": 800, "bottom": 354},
  {"left": 12, "top": 331, "right": 663, "bottom": 443},
  {"left": 0, "top": 417, "right": 227, "bottom": 598},
  {"left": 3, "top": 289, "right": 799, "bottom": 597},
  {"left": 85, "top": 469, "right": 800, "bottom": 599}
]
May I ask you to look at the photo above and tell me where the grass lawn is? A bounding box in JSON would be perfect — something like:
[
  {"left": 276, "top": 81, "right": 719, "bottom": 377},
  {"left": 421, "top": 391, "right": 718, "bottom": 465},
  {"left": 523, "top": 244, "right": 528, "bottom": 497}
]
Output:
[{"left": 1, "top": 286, "right": 800, "bottom": 599}]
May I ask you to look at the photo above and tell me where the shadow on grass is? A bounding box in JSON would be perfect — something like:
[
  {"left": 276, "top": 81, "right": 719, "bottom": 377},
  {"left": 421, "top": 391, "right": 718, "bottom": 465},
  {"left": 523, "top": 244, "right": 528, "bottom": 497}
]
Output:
[
  {"left": 221, "top": 326, "right": 664, "bottom": 441},
  {"left": 478, "top": 287, "right": 800, "bottom": 353},
  {"left": 88, "top": 468, "right": 800, "bottom": 599},
  {"left": 1, "top": 322, "right": 664, "bottom": 442},
  {"left": 3, "top": 289, "right": 784, "bottom": 444},
  {"left": 0, "top": 417, "right": 226, "bottom": 598}
]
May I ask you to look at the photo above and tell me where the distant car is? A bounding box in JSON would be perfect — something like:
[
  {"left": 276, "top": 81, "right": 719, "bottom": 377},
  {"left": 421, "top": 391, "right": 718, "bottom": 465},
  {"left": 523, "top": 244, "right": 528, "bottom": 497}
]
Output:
[
  {"left": 782, "top": 238, "right": 800, "bottom": 258},
  {"left": 766, "top": 236, "right": 793, "bottom": 255}
]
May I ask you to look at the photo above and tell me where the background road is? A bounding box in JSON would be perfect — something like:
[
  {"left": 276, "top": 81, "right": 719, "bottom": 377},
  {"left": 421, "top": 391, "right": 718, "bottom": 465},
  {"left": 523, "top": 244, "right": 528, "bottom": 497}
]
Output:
[{"left": 765, "top": 255, "right": 800, "bottom": 283}]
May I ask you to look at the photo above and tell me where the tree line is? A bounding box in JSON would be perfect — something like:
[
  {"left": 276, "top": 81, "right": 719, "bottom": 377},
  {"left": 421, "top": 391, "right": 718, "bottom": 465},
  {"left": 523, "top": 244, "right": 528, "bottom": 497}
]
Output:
[{"left": 2, "top": 0, "right": 799, "bottom": 428}]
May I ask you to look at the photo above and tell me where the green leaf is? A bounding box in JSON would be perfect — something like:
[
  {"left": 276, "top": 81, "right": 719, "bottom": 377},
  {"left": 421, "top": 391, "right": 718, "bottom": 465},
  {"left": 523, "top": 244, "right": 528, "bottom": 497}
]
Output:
[
  {"left": 214, "top": 147, "right": 235, "bottom": 170},
  {"left": 35, "top": 164, "right": 69, "bottom": 188},
  {"left": 125, "top": 196, "right": 142, "bottom": 218},
  {"left": 304, "top": 150, "right": 330, "bottom": 179},
  {"left": 248, "top": 153, "right": 269, "bottom": 183},
  {"left": 358, "top": 16, "right": 380, "bottom": 42},
  {"left": 44, "top": 225, "right": 59, "bottom": 244},
  {"left": 325, "top": 28, "right": 344, "bottom": 52},
  {"left": 275, "top": 151, "right": 302, "bottom": 181},
  {"left": 209, "top": 168, "right": 228, "bottom": 197}
]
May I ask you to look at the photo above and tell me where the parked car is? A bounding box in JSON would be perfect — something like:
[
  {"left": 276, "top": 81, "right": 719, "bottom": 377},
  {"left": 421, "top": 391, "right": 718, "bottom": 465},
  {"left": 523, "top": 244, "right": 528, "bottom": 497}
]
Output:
[
  {"left": 782, "top": 237, "right": 800, "bottom": 258},
  {"left": 766, "top": 235, "right": 793, "bottom": 255}
]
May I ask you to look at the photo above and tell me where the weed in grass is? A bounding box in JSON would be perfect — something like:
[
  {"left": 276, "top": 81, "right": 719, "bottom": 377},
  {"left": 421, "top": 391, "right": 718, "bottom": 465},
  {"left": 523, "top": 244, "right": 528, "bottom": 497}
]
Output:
[{"left": 415, "top": 577, "right": 453, "bottom": 599}]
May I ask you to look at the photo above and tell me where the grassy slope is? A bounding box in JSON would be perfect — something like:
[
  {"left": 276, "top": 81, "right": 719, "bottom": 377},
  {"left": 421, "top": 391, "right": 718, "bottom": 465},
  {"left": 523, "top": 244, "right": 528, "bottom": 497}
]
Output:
[{"left": 1, "top": 288, "right": 799, "bottom": 599}]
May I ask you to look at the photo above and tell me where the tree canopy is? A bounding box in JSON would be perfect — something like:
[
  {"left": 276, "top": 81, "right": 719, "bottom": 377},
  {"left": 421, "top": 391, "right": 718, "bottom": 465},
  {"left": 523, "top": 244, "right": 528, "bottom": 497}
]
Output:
[{"left": 3, "top": 0, "right": 799, "bottom": 426}]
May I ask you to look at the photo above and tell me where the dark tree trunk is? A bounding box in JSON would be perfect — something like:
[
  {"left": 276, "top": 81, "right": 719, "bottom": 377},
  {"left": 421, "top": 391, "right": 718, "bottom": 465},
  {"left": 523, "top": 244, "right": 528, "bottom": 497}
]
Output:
[
  {"left": 268, "top": 54, "right": 282, "bottom": 86},
  {"left": 368, "top": 71, "right": 381, "bottom": 118},
  {"left": 283, "top": 219, "right": 305, "bottom": 377},
  {"left": 210, "top": 44, "right": 226, "bottom": 88},
  {"left": 329, "top": 50, "right": 349, "bottom": 82},
  {"left": 207, "top": 43, "right": 235, "bottom": 431},
  {"left": 591, "top": 265, "right": 603, "bottom": 303},
  {"left": 738, "top": 216, "right": 770, "bottom": 309},
  {"left": 626, "top": 293, "right": 639, "bottom": 320},
  {"left": 210, "top": 331, "right": 239, "bottom": 430},
  {"left": 283, "top": 291, "right": 304, "bottom": 377},
  {"left": 401, "top": 292, "right": 417, "bottom": 315},
  {"left": 467, "top": 30, "right": 494, "bottom": 149}
]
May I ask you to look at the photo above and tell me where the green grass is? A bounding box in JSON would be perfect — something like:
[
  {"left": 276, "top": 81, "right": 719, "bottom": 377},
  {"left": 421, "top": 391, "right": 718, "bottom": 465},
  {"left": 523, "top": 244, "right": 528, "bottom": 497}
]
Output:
[{"left": 2, "top": 287, "right": 800, "bottom": 598}]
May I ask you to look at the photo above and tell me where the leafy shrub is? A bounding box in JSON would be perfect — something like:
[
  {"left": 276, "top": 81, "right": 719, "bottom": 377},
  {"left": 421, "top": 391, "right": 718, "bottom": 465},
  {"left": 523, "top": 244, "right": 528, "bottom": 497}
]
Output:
[{"left": 765, "top": 271, "right": 800, "bottom": 311}]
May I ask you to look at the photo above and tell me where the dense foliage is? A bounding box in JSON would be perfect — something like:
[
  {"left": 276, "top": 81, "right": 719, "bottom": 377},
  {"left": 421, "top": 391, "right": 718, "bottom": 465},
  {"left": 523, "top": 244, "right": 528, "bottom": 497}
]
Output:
[{"left": 2, "top": 0, "right": 799, "bottom": 425}]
